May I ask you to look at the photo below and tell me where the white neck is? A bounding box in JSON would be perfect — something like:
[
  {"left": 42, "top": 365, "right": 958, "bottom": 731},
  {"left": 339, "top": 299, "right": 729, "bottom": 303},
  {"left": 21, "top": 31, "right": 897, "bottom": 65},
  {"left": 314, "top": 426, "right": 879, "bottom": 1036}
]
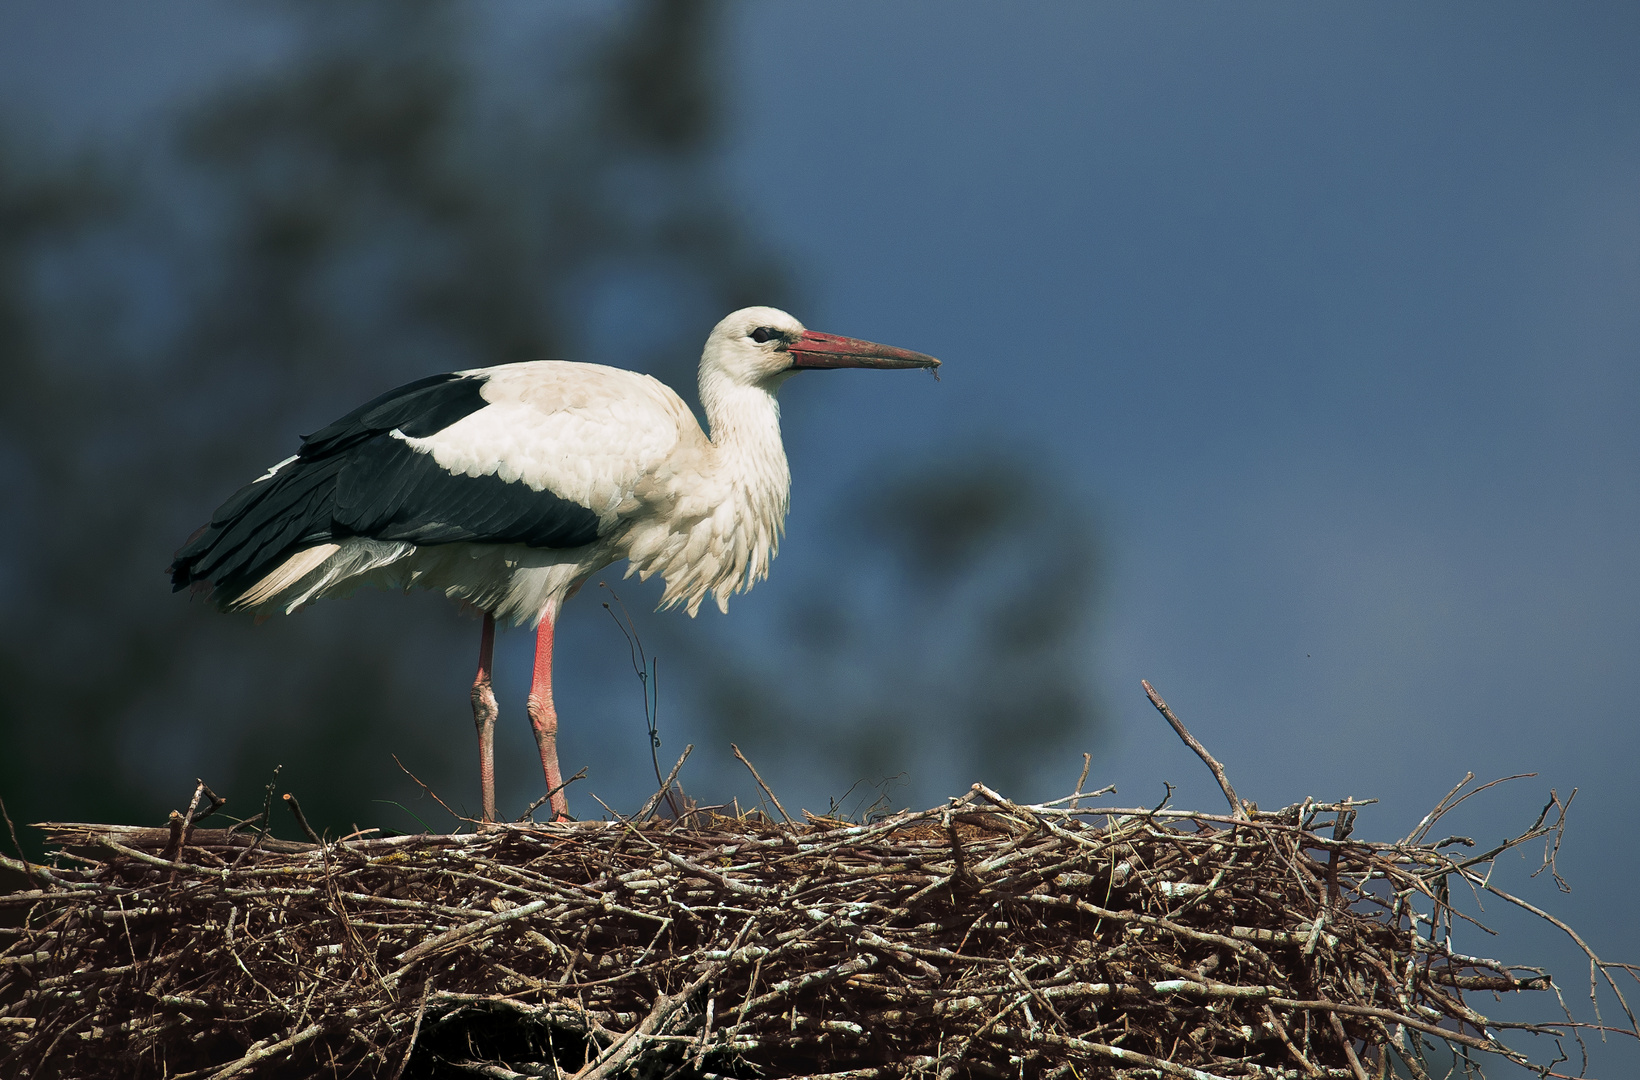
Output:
[
  {"left": 700, "top": 369, "right": 792, "bottom": 519},
  {"left": 702, "top": 366, "right": 788, "bottom": 444},
  {"left": 662, "top": 368, "right": 790, "bottom": 613}
]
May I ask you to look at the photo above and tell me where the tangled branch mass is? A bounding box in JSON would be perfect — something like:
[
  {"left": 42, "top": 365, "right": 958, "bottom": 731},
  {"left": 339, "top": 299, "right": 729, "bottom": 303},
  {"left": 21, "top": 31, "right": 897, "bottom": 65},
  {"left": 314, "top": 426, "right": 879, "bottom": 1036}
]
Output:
[{"left": 4, "top": 732, "right": 1634, "bottom": 1080}]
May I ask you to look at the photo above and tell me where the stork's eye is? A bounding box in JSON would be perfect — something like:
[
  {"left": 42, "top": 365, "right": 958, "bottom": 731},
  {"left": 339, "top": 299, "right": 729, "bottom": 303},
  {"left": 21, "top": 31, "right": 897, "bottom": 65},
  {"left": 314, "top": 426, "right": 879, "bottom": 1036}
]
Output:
[{"left": 749, "top": 326, "right": 780, "bottom": 344}]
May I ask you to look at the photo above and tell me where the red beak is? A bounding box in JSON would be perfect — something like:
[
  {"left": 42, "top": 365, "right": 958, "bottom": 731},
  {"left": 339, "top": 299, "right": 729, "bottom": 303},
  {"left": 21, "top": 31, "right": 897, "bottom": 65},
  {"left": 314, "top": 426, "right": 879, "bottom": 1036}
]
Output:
[{"left": 787, "top": 330, "right": 941, "bottom": 371}]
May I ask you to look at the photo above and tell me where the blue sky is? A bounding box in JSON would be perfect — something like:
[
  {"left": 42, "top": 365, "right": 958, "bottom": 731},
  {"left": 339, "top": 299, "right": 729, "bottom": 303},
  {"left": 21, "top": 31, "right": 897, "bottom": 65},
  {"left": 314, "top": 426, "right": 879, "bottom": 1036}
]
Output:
[{"left": 3, "top": 4, "right": 1636, "bottom": 1071}]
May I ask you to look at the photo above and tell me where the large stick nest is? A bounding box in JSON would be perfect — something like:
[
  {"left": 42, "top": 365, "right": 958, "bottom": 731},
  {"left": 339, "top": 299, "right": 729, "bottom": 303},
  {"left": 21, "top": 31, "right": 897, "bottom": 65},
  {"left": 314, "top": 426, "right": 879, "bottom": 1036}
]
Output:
[{"left": 2, "top": 718, "right": 1636, "bottom": 1079}]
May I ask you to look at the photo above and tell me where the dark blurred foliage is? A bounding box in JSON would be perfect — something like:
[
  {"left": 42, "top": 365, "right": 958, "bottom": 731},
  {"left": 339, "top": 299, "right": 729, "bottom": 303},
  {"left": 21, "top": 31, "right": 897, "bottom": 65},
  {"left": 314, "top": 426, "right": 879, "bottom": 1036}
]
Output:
[
  {"left": 0, "top": 0, "right": 1105, "bottom": 847},
  {"left": 692, "top": 455, "right": 1104, "bottom": 813}
]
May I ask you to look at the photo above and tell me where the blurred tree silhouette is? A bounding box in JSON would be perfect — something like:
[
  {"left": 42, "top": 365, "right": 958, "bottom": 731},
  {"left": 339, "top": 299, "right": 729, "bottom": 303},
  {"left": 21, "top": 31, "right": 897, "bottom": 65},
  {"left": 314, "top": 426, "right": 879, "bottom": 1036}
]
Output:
[{"left": 0, "top": 0, "right": 786, "bottom": 843}]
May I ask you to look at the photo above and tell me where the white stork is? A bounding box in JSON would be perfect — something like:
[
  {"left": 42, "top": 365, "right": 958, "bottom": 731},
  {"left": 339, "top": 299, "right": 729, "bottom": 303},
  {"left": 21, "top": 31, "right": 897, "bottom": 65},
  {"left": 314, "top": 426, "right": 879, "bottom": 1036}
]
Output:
[{"left": 170, "top": 307, "right": 939, "bottom": 822}]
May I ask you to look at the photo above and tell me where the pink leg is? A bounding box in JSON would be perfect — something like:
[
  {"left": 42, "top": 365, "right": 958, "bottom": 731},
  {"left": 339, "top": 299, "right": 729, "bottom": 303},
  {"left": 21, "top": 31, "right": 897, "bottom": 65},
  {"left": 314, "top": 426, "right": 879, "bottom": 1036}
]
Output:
[
  {"left": 526, "top": 611, "right": 570, "bottom": 821},
  {"left": 470, "top": 614, "right": 498, "bottom": 823}
]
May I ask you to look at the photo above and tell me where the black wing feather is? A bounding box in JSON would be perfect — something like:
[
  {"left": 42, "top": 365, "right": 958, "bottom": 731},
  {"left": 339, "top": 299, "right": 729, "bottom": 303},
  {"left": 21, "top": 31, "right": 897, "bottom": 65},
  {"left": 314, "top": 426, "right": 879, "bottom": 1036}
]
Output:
[
  {"left": 300, "top": 373, "right": 490, "bottom": 454},
  {"left": 170, "top": 370, "right": 602, "bottom": 604}
]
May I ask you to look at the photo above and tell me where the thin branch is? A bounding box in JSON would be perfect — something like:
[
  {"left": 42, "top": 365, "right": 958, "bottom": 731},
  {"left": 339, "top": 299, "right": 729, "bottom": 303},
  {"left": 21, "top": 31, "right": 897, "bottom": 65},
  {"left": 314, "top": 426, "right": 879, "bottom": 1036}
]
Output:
[
  {"left": 731, "top": 743, "right": 793, "bottom": 826},
  {"left": 517, "top": 768, "right": 589, "bottom": 824},
  {"left": 1142, "top": 680, "right": 1245, "bottom": 820},
  {"left": 1070, "top": 753, "right": 1092, "bottom": 810},
  {"left": 635, "top": 745, "right": 694, "bottom": 823},
  {"left": 0, "top": 796, "right": 42, "bottom": 888},
  {"left": 282, "top": 794, "right": 322, "bottom": 846},
  {"left": 392, "top": 754, "right": 467, "bottom": 829}
]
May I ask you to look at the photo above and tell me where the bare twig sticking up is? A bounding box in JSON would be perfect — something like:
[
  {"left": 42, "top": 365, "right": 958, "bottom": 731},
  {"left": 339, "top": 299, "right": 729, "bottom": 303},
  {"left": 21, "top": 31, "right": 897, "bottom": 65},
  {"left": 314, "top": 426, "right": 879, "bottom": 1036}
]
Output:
[
  {"left": 517, "top": 767, "right": 589, "bottom": 823},
  {"left": 283, "top": 793, "right": 322, "bottom": 845},
  {"left": 1143, "top": 679, "right": 1246, "bottom": 820},
  {"left": 392, "top": 753, "right": 466, "bottom": 827},
  {"left": 634, "top": 745, "right": 694, "bottom": 823},
  {"left": 1070, "top": 753, "right": 1092, "bottom": 810},
  {"left": 731, "top": 743, "right": 794, "bottom": 826}
]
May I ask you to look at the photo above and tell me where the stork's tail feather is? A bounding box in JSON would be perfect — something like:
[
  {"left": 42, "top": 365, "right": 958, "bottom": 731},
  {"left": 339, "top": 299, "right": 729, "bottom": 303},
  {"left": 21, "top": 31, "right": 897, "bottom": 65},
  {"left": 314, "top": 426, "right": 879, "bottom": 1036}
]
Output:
[{"left": 168, "top": 455, "right": 348, "bottom": 611}]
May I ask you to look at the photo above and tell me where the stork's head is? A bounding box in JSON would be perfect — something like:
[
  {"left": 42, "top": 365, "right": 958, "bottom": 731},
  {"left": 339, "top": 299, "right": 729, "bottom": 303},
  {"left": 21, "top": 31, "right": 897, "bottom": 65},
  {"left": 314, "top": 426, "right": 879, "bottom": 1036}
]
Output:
[{"left": 703, "top": 306, "right": 941, "bottom": 390}]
